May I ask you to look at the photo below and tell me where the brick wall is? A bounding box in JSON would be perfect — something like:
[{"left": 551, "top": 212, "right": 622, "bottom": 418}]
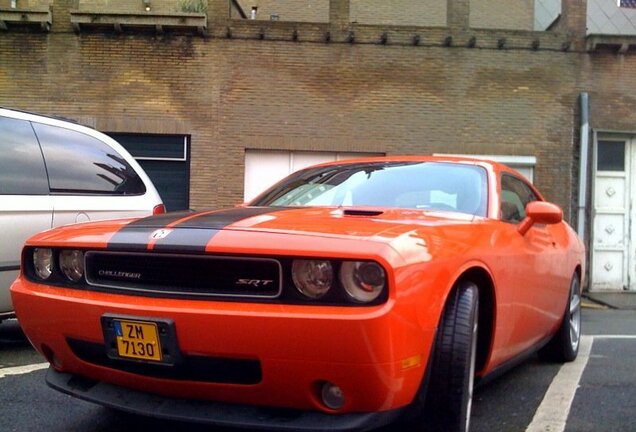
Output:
[
  {"left": 470, "top": 0, "right": 534, "bottom": 30},
  {"left": 0, "top": 0, "right": 51, "bottom": 8},
  {"left": 1, "top": 1, "right": 635, "bottom": 222},
  {"left": 350, "top": 0, "right": 446, "bottom": 27},
  {"left": 233, "top": 0, "right": 446, "bottom": 26},
  {"left": 215, "top": 42, "right": 582, "bottom": 214},
  {"left": 231, "top": 0, "right": 532, "bottom": 28},
  {"left": 236, "top": 0, "right": 329, "bottom": 22},
  {"left": 587, "top": 53, "right": 636, "bottom": 131},
  {"left": 77, "top": 0, "right": 205, "bottom": 13}
]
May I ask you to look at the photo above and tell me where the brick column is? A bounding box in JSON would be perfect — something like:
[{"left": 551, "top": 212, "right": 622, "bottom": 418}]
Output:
[
  {"left": 51, "top": 0, "right": 78, "bottom": 33},
  {"left": 329, "top": 0, "right": 350, "bottom": 31},
  {"left": 561, "top": 0, "right": 587, "bottom": 39},
  {"left": 447, "top": 0, "right": 470, "bottom": 30},
  {"left": 207, "top": 0, "right": 230, "bottom": 25}
]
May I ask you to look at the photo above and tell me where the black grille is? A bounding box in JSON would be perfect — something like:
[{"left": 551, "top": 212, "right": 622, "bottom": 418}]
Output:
[
  {"left": 67, "top": 338, "right": 262, "bottom": 385},
  {"left": 85, "top": 252, "right": 282, "bottom": 298}
]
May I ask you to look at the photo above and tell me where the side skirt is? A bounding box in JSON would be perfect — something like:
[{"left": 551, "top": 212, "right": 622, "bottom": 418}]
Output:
[{"left": 475, "top": 334, "right": 553, "bottom": 388}]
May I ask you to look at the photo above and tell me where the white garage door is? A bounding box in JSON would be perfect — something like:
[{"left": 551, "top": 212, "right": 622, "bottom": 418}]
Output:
[{"left": 244, "top": 150, "right": 384, "bottom": 201}]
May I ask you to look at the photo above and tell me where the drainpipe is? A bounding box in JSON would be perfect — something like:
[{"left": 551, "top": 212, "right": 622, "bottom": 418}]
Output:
[{"left": 577, "top": 92, "right": 590, "bottom": 242}]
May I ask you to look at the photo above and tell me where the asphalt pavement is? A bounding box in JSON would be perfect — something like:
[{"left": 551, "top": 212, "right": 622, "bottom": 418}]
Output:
[{"left": 1, "top": 307, "right": 635, "bottom": 432}]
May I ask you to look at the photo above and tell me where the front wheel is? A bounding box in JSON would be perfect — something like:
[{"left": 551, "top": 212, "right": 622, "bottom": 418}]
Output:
[
  {"left": 423, "top": 280, "right": 479, "bottom": 432},
  {"left": 539, "top": 274, "right": 581, "bottom": 362}
]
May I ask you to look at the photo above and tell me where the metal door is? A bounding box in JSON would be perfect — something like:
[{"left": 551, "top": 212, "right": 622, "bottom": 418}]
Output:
[{"left": 628, "top": 137, "right": 636, "bottom": 290}]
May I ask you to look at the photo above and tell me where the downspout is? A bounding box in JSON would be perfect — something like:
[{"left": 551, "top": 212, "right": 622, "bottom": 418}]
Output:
[{"left": 577, "top": 92, "right": 590, "bottom": 242}]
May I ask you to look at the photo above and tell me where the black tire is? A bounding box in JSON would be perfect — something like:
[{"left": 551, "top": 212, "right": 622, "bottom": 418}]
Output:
[
  {"left": 423, "top": 280, "right": 479, "bottom": 432},
  {"left": 538, "top": 274, "right": 581, "bottom": 362}
]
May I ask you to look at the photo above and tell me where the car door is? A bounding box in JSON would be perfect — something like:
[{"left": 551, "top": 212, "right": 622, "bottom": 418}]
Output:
[
  {"left": 0, "top": 117, "right": 53, "bottom": 315},
  {"left": 499, "top": 174, "right": 564, "bottom": 352}
]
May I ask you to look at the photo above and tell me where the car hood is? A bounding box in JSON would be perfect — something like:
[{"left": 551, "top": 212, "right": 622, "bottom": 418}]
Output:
[
  {"left": 118, "top": 206, "right": 477, "bottom": 238},
  {"left": 29, "top": 207, "right": 484, "bottom": 260}
]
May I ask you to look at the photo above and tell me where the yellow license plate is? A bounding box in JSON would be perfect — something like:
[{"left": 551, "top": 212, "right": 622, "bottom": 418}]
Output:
[{"left": 113, "top": 319, "right": 162, "bottom": 362}]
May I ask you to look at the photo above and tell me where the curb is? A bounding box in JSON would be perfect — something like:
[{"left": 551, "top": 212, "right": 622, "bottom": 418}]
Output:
[{"left": 582, "top": 295, "right": 615, "bottom": 310}]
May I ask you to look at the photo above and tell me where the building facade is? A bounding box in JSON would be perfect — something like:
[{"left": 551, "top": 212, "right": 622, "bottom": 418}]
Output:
[{"left": 1, "top": 0, "right": 636, "bottom": 304}]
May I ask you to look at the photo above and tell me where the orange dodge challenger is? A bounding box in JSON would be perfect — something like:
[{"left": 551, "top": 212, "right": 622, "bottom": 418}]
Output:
[{"left": 12, "top": 157, "right": 585, "bottom": 432}]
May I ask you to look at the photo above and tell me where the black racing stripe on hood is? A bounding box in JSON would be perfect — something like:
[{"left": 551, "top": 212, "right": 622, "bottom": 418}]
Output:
[
  {"left": 107, "top": 207, "right": 283, "bottom": 252},
  {"left": 151, "top": 229, "right": 220, "bottom": 253},
  {"left": 151, "top": 207, "right": 283, "bottom": 251},
  {"left": 106, "top": 214, "right": 185, "bottom": 250},
  {"left": 107, "top": 227, "right": 159, "bottom": 251},
  {"left": 119, "top": 210, "right": 196, "bottom": 229},
  {"left": 171, "top": 207, "right": 281, "bottom": 229}
]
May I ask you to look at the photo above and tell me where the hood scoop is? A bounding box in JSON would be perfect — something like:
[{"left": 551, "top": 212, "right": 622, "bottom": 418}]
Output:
[{"left": 342, "top": 209, "right": 385, "bottom": 217}]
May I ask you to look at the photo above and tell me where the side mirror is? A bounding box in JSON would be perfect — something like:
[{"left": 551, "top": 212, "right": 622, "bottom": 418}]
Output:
[{"left": 517, "top": 201, "right": 563, "bottom": 235}]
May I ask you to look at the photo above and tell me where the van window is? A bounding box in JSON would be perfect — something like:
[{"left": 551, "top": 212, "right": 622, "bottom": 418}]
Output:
[
  {"left": 32, "top": 123, "right": 146, "bottom": 195},
  {"left": 0, "top": 117, "right": 49, "bottom": 195}
]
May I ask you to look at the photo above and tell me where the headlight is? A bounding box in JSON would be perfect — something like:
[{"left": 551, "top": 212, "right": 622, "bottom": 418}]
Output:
[
  {"left": 339, "top": 261, "right": 386, "bottom": 303},
  {"left": 292, "top": 259, "right": 334, "bottom": 299},
  {"left": 59, "top": 250, "right": 84, "bottom": 282},
  {"left": 33, "top": 248, "right": 53, "bottom": 280}
]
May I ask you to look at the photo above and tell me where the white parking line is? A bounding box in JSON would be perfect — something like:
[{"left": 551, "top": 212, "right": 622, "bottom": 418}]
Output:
[
  {"left": 525, "top": 335, "right": 594, "bottom": 432},
  {"left": 0, "top": 362, "right": 49, "bottom": 379},
  {"left": 593, "top": 335, "right": 636, "bottom": 339}
]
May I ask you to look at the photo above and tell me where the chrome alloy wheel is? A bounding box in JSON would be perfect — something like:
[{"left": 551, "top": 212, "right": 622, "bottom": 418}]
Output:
[
  {"left": 569, "top": 278, "right": 582, "bottom": 352},
  {"left": 465, "top": 309, "right": 478, "bottom": 432}
]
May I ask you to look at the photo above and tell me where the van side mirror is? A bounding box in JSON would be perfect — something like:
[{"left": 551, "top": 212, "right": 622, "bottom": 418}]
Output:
[{"left": 517, "top": 201, "right": 563, "bottom": 235}]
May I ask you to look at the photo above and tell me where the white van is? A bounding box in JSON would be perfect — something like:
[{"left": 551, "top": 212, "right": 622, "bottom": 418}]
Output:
[{"left": 0, "top": 108, "right": 165, "bottom": 321}]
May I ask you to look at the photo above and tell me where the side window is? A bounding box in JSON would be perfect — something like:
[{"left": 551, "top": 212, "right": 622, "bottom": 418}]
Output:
[
  {"left": 0, "top": 117, "right": 49, "bottom": 195},
  {"left": 500, "top": 174, "right": 538, "bottom": 223},
  {"left": 31, "top": 123, "right": 145, "bottom": 195}
]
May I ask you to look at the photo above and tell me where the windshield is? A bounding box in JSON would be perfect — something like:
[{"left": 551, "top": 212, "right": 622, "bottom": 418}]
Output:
[{"left": 251, "top": 161, "right": 488, "bottom": 217}]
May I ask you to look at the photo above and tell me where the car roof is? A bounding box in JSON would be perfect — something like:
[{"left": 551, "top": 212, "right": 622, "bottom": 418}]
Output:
[
  {"left": 0, "top": 106, "right": 88, "bottom": 127},
  {"left": 305, "top": 155, "right": 506, "bottom": 172}
]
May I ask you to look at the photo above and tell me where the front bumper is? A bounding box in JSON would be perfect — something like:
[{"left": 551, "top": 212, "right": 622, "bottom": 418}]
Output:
[
  {"left": 12, "top": 278, "right": 437, "bottom": 414},
  {"left": 47, "top": 368, "right": 404, "bottom": 432}
]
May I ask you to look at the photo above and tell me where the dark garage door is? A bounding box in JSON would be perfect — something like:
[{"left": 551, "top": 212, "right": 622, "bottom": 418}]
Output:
[{"left": 107, "top": 133, "right": 190, "bottom": 212}]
